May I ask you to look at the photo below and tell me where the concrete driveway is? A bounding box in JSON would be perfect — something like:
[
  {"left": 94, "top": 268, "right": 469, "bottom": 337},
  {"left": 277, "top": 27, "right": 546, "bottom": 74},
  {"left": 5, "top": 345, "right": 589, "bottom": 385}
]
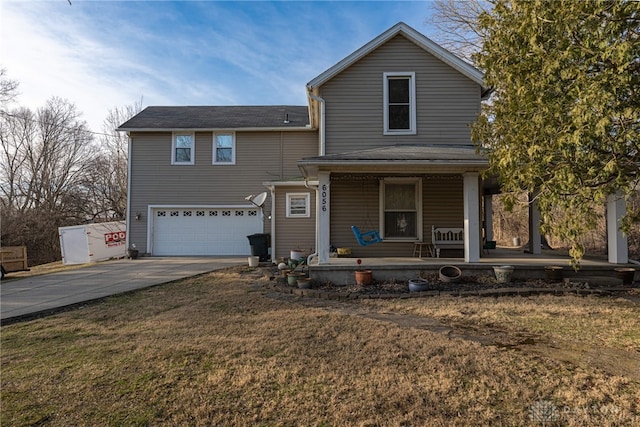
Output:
[{"left": 0, "top": 257, "right": 245, "bottom": 323}]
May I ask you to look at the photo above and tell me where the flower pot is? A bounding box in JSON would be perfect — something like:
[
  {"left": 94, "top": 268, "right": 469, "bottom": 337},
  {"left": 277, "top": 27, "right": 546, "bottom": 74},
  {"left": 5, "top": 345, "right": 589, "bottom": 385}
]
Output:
[
  {"left": 297, "top": 277, "right": 312, "bottom": 289},
  {"left": 127, "top": 249, "right": 139, "bottom": 259},
  {"left": 614, "top": 268, "right": 636, "bottom": 286},
  {"left": 408, "top": 278, "right": 430, "bottom": 292},
  {"left": 247, "top": 256, "right": 260, "bottom": 267},
  {"left": 493, "top": 265, "right": 514, "bottom": 283},
  {"left": 355, "top": 270, "right": 372, "bottom": 286},
  {"left": 287, "top": 273, "right": 303, "bottom": 286},
  {"left": 281, "top": 269, "right": 291, "bottom": 278},
  {"left": 439, "top": 265, "right": 462, "bottom": 283},
  {"left": 545, "top": 266, "right": 563, "bottom": 282}
]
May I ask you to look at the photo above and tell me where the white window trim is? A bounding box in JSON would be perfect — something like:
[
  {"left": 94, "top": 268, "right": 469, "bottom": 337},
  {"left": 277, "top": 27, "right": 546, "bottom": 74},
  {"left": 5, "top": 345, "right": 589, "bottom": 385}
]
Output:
[
  {"left": 286, "top": 192, "right": 310, "bottom": 218},
  {"left": 383, "top": 72, "right": 416, "bottom": 135},
  {"left": 212, "top": 132, "right": 236, "bottom": 165},
  {"left": 171, "top": 132, "right": 195, "bottom": 165},
  {"left": 379, "top": 177, "right": 422, "bottom": 241}
]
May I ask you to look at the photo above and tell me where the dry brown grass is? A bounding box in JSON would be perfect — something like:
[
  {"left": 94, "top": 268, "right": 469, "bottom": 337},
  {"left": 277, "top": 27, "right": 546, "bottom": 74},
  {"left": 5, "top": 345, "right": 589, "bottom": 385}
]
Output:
[{"left": 2, "top": 267, "right": 639, "bottom": 426}]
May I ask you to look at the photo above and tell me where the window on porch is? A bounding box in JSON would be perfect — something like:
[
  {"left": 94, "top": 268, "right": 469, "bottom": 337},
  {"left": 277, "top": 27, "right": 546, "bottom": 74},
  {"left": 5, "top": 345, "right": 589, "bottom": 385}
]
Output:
[{"left": 380, "top": 178, "right": 422, "bottom": 240}]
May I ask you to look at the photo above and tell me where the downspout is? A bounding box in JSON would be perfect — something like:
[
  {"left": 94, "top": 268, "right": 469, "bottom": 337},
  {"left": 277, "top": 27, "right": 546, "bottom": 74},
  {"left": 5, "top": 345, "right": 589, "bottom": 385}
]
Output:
[
  {"left": 268, "top": 185, "right": 276, "bottom": 262},
  {"left": 306, "top": 91, "right": 325, "bottom": 266},
  {"left": 304, "top": 178, "right": 319, "bottom": 265},
  {"left": 125, "top": 132, "right": 132, "bottom": 253},
  {"left": 307, "top": 92, "right": 325, "bottom": 156}
]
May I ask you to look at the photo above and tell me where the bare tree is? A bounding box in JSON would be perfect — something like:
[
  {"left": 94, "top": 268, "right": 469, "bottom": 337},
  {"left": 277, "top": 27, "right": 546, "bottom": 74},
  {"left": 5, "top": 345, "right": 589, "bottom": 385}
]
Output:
[
  {"left": 0, "top": 97, "right": 95, "bottom": 264},
  {"left": 427, "top": 0, "right": 493, "bottom": 65},
  {"left": 82, "top": 99, "right": 143, "bottom": 220},
  {"left": 0, "top": 67, "right": 19, "bottom": 106}
]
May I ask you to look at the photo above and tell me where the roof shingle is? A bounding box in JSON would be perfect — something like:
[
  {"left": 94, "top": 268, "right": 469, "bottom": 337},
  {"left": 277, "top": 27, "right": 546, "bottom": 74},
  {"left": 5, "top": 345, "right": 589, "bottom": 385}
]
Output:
[{"left": 118, "top": 105, "right": 310, "bottom": 130}]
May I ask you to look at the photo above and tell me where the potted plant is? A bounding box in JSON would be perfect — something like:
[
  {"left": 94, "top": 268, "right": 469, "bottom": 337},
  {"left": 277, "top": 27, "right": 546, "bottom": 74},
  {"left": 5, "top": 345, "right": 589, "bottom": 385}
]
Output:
[
  {"left": 297, "top": 277, "right": 312, "bottom": 289},
  {"left": 493, "top": 265, "right": 514, "bottom": 283},
  {"left": 354, "top": 259, "right": 372, "bottom": 286}
]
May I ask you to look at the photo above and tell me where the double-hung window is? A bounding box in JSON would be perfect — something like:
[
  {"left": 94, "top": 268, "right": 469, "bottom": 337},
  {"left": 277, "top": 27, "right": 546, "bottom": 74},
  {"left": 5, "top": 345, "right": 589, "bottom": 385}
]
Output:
[
  {"left": 383, "top": 72, "right": 416, "bottom": 135},
  {"left": 213, "top": 133, "right": 235, "bottom": 164},
  {"left": 286, "top": 193, "right": 310, "bottom": 218},
  {"left": 380, "top": 178, "right": 422, "bottom": 240},
  {"left": 172, "top": 132, "right": 195, "bottom": 165}
]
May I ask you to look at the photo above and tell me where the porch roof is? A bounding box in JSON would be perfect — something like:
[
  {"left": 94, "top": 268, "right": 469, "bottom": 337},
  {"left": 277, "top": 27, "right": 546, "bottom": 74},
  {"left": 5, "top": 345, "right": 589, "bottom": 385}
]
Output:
[{"left": 298, "top": 144, "right": 489, "bottom": 177}]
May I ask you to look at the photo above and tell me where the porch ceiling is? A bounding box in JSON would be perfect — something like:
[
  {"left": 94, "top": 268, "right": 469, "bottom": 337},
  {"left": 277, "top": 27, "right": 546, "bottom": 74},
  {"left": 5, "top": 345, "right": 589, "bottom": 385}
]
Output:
[{"left": 298, "top": 145, "right": 489, "bottom": 177}]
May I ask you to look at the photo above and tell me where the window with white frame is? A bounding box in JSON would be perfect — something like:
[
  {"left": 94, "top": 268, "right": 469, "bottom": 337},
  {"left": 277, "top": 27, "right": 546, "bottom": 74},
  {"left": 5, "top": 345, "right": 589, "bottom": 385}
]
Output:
[
  {"left": 213, "top": 133, "right": 235, "bottom": 164},
  {"left": 383, "top": 72, "right": 416, "bottom": 135},
  {"left": 380, "top": 178, "right": 422, "bottom": 240},
  {"left": 286, "top": 193, "right": 310, "bottom": 218},
  {"left": 172, "top": 133, "right": 195, "bottom": 165}
]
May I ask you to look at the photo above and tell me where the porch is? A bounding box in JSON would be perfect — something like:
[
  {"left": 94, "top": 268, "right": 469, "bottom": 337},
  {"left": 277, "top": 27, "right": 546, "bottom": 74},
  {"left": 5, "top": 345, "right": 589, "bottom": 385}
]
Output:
[{"left": 307, "top": 246, "right": 638, "bottom": 286}]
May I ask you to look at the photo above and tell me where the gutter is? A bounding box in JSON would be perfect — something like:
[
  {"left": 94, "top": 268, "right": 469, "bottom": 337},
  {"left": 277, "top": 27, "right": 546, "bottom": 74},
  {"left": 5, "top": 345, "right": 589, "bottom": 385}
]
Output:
[
  {"left": 268, "top": 185, "right": 276, "bottom": 263},
  {"left": 306, "top": 92, "right": 326, "bottom": 156},
  {"left": 125, "top": 132, "right": 132, "bottom": 252}
]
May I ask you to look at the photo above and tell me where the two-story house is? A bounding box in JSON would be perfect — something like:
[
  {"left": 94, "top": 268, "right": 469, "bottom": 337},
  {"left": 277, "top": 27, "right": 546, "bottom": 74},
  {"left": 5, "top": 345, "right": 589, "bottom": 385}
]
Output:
[{"left": 118, "top": 22, "right": 492, "bottom": 264}]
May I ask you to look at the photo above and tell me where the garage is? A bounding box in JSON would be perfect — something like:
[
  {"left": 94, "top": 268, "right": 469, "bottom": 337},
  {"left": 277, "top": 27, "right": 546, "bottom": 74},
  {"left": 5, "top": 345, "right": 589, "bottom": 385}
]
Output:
[{"left": 151, "top": 207, "right": 263, "bottom": 256}]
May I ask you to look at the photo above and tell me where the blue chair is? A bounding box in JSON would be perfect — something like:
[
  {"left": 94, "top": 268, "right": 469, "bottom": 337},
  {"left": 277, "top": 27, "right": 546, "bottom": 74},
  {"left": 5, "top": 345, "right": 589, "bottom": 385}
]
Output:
[{"left": 351, "top": 226, "right": 383, "bottom": 246}]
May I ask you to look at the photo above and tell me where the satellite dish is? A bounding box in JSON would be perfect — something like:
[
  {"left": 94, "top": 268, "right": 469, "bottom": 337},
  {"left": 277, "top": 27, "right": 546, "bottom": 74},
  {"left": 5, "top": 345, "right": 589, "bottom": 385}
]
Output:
[{"left": 252, "top": 192, "right": 268, "bottom": 207}]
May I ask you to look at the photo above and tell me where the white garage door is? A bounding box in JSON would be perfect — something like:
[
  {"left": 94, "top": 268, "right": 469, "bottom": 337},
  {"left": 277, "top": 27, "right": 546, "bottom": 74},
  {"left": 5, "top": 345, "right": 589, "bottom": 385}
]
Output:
[{"left": 152, "top": 207, "right": 262, "bottom": 256}]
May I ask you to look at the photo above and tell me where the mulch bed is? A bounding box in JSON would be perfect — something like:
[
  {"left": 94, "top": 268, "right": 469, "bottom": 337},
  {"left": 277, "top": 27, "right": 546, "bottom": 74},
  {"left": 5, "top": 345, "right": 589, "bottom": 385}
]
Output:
[{"left": 257, "top": 266, "right": 639, "bottom": 299}]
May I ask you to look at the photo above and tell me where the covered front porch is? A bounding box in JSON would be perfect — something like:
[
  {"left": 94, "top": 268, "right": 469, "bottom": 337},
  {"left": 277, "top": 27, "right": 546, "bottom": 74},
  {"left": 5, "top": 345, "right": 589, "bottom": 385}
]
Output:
[{"left": 307, "top": 246, "right": 638, "bottom": 286}]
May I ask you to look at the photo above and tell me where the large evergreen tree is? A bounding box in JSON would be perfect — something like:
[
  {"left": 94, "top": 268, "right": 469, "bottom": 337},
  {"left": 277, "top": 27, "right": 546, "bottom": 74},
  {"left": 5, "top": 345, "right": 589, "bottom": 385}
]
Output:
[{"left": 473, "top": 0, "right": 640, "bottom": 263}]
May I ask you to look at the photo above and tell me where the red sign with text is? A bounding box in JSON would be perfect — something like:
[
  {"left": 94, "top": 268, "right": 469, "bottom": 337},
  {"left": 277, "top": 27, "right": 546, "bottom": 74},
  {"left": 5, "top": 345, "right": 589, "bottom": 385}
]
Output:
[{"left": 104, "top": 231, "right": 126, "bottom": 247}]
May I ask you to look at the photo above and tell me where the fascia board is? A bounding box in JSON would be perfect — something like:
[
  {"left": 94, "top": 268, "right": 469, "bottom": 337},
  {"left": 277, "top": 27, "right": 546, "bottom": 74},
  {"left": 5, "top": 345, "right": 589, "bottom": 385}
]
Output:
[
  {"left": 117, "top": 126, "right": 313, "bottom": 132},
  {"left": 307, "top": 22, "right": 487, "bottom": 92}
]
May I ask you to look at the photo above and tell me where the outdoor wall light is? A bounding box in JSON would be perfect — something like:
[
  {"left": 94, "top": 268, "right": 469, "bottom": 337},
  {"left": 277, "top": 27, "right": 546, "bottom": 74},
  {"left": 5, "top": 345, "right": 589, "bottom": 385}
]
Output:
[{"left": 135, "top": 212, "right": 142, "bottom": 221}]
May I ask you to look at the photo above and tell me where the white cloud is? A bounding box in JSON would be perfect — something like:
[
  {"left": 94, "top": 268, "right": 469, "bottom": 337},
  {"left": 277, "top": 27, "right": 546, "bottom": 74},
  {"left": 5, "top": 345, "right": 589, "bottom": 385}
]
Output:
[{"left": 0, "top": 1, "right": 439, "bottom": 132}]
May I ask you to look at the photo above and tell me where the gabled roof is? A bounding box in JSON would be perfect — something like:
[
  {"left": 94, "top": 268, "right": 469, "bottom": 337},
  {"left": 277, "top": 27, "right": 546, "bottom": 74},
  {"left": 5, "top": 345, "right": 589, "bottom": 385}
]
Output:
[
  {"left": 306, "top": 22, "right": 489, "bottom": 96},
  {"left": 117, "top": 106, "right": 310, "bottom": 131}
]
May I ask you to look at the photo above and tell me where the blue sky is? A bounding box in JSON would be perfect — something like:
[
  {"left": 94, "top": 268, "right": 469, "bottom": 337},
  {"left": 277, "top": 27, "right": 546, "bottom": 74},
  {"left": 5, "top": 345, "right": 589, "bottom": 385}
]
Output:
[{"left": 1, "top": 1, "right": 440, "bottom": 132}]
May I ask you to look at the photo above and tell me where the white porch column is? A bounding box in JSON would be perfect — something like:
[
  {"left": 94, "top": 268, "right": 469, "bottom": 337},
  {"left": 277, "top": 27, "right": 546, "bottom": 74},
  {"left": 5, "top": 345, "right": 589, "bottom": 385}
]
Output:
[
  {"left": 484, "top": 195, "right": 494, "bottom": 242},
  {"left": 607, "top": 193, "right": 628, "bottom": 264},
  {"left": 317, "top": 171, "right": 331, "bottom": 265},
  {"left": 528, "top": 193, "right": 541, "bottom": 255},
  {"left": 463, "top": 173, "right": 481, "bottom": 262}
]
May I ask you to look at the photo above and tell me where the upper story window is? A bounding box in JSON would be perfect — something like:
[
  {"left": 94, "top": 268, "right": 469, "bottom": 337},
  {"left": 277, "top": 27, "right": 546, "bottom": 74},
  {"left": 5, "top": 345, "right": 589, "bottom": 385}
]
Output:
[
  {"left": 286, "top": 193, "right": 310, "bottom": 218},
  {"left": 213, "top": 133, "right": 235, "bottom": 164},
  {"left": 172, "top": 132, "right": 195, "bottom": 165},
  {"left": 383, "top": 72, "right": 416, "bottom": 135}
]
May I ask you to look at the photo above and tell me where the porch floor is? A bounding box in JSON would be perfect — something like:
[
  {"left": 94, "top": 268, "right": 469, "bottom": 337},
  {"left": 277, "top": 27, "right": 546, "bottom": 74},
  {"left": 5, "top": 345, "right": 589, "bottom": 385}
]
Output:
[{"left": 307, "top": 246, "right": 638, "bottom": 285}]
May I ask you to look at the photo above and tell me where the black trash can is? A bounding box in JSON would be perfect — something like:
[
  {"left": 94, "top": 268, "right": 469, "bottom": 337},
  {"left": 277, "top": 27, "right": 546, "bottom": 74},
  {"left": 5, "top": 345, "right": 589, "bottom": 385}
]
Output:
[{"left": 247, "top": 233, "right": 270, "bottom": 262}]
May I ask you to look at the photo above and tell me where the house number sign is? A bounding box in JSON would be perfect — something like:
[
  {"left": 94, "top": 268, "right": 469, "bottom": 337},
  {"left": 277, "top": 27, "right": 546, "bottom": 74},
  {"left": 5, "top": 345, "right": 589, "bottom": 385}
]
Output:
[{"left": 321, "top": 184, "right": 328, "bottom": 212}]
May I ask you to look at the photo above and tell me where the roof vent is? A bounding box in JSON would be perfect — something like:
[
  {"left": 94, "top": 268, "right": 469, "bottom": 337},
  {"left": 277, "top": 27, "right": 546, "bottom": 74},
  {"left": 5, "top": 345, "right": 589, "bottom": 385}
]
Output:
[{"left": 283, "top": 113, "right": 290, "bottom": 124}]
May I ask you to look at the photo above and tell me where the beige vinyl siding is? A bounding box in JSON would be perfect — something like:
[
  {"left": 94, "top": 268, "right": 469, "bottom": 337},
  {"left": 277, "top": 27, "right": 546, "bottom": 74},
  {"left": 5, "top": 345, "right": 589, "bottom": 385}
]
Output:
[
  {"left": 273, "top": 186, "right": 316, "bottom": 260},
  {"left": 320, "top": 35, "right": 481, "bottom": 154},
  {"left": 329, "top": 175, "right": 463, "bottom": 258},
  {"left": 128, "top": 130, "right": 317, "bottom": 253}
]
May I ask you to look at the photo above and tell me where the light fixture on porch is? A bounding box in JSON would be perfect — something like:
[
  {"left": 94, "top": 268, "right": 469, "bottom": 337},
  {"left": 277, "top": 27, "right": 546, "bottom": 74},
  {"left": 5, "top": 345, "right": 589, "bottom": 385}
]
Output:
[{"left": 135, "top": 212, "right": 142, "bottom": 221}]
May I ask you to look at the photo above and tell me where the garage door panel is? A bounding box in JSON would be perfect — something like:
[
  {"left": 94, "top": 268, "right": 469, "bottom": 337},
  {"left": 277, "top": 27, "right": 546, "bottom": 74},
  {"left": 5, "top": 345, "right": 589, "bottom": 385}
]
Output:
[{"left": 152, "top": 208, "right": 262, "bottom": 256}]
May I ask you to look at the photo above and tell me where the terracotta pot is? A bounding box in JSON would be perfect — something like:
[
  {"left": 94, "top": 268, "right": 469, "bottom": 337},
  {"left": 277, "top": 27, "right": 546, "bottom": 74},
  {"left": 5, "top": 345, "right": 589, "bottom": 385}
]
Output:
[
  {"left": 355, "top": 270, "right": 372, "bottom": 286},
  {"left": 439, "top": 265, "right": 462, "bottom": 283},
  {"left": 615, "top": 268, "right": 635, "bottom": 286},
  {"left": 545, "top": 266, "right": 563, "bottom": 282},
  {"left": 297, "top": 277, "right": 312, "bottom": 289}
]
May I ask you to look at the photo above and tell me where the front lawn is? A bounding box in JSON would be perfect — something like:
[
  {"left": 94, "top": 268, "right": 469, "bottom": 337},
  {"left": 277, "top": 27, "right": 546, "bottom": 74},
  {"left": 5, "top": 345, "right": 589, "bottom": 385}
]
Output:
[{"left": 2, "top": 267, "right": 638, "bottom": 426}]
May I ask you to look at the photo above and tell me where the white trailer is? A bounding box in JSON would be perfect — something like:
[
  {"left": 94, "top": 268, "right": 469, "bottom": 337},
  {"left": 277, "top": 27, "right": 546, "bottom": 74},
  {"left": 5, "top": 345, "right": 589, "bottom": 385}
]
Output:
[{"left": 58, "top": 221, "right": 127, "bottom": 265}]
